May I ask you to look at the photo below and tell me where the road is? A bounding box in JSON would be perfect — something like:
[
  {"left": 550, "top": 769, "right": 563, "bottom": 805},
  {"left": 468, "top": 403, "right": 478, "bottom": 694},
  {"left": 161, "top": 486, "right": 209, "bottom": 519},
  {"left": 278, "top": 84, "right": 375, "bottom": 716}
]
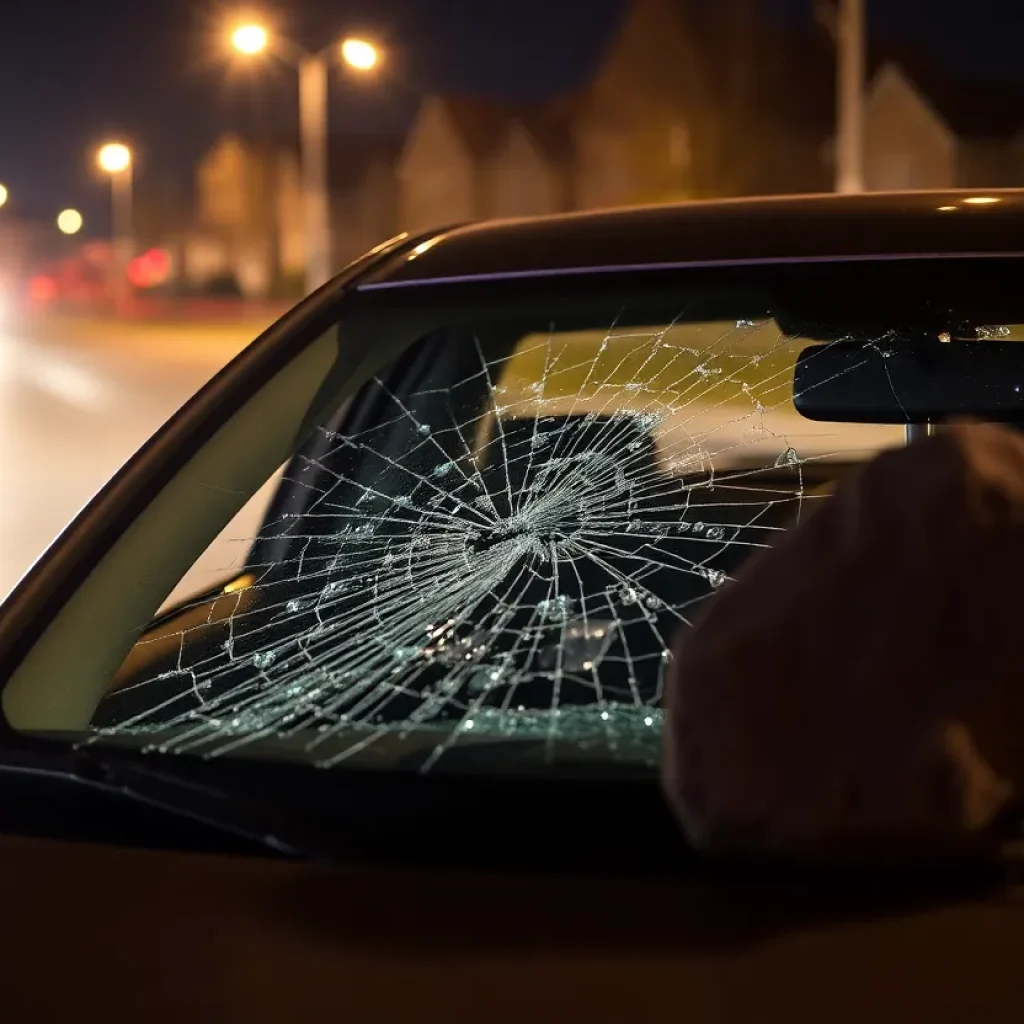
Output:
[{"left": 0, "top": 316, "right": 265, "bottom": 601}]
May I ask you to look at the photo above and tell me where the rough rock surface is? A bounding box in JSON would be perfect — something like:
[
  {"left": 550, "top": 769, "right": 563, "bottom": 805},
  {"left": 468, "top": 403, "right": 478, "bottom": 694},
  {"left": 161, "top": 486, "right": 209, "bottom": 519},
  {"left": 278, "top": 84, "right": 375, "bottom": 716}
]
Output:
[{"left": 662, "top": 423, "right": 1024, "bottom": 861}]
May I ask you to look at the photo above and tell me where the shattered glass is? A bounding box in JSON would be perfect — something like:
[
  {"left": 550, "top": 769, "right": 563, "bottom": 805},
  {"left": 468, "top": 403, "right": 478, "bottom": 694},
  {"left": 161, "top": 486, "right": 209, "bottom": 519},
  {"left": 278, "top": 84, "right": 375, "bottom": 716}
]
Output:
[{"left": 90, "top": 315, "right": 904, "bottom": 772}]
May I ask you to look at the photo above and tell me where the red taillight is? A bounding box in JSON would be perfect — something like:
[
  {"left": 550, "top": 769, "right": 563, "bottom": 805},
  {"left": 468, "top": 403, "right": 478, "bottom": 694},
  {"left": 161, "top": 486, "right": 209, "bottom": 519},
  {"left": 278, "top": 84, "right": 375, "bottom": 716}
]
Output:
[{"left": 127, "top": 248, "right": 170, "bottom": 289}]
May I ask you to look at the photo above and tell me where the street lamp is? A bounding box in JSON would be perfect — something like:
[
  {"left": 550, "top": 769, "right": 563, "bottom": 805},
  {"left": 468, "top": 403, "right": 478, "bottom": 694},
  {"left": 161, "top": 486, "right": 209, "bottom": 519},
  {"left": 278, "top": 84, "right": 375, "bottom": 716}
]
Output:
[
  {"left": 0, "top": 184, "right": 7, "bottom": 209},
  {"left": 230, "top": 23, "right": 381, "bottom": 294},
  {"left": 230, "top": 23, "right": 268, "bottom": 55},
  {"left": 97, "top": 142, "right": 131, "bottom": 175},
  {"left": 340, "top": 38, "right": 379, "bottom": 71},
  {"left": 57, "top": 209, "right": 83, "bottom": 235},
  {"left": 816, "top": 0, "right": 865, "bottom": 193},
  {"left": 96, "top": 142, "right": 133, "bottom": 311}
]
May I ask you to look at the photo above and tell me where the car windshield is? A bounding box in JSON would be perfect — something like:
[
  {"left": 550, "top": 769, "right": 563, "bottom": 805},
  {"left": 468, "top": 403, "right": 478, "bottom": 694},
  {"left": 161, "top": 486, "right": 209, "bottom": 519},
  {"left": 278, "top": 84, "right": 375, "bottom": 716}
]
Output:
[{"left": 5, "top": 259, "right": 1024, "bottom": 775}]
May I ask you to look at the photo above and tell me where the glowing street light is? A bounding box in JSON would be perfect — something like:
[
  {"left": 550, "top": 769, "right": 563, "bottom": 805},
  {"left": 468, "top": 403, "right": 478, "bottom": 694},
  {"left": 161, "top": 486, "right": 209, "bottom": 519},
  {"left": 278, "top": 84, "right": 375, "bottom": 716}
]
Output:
[
  {"left": 230, "top": 23, "right": 383, "bottom": 293},
  {"left": 57, "top": 209, "right": 83, "bottom": 235},
  {"left": 340, "top": 38, "right": 379, "bottom": 71},
  {"left": 0, "top": 183, "right": 7, "bottom": 208},
  {"left": 97, "top": 142, "right": 131, "bottom": 175},
  {"left": 230, "top": 23, "right": 269, "bottom": 55}
]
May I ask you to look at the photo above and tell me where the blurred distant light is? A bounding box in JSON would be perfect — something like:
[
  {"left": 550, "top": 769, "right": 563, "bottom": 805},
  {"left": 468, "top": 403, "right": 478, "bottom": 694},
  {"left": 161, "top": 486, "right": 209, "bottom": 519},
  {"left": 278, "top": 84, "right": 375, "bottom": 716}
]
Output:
[
  {"left": 97, "top": 142, "right": 131, "bottom": 174},
  {"left": 937, "top": 205, "right": 957, "bottom": 212},
  {"left": 341, "top": 38, "right": 379, "bottom": 71},
  {"left": 127, "top": 248, "right": 171, "bottom": 289},
  {"left": 147, "top": 248, "right": 170, "bottom": 273},
  {"left": 963, "top": 196, "right": 1001, "bottom": 205},
  {"left": 231, "top": 23, "right": 269, "bottom": 55},
  {"left": 126, "top": 258, "right": 148, "bottom": 289},
  {"left": 57, "top": 209, "right": 84, "bottom": 235},
  {"left": 0, "top": 183, "right": 7, "bottom": 208},
  {"left": 28, "top": 275, "right": 58, "bottom": 304}
]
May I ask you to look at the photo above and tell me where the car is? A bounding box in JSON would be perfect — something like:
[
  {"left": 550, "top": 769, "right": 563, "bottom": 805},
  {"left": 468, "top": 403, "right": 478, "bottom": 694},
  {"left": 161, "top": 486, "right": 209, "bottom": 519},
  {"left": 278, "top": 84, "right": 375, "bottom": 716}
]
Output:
[{"left": 2, "top": 190, "right": 1024, "bottom": 1021}]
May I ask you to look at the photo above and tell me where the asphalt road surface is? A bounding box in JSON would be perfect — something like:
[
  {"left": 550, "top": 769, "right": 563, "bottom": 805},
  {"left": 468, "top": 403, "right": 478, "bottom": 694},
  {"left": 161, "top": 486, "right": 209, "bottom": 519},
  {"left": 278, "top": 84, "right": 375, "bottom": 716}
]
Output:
[{"left": 0, "top": 317, "right": 264, "bottom": 602}]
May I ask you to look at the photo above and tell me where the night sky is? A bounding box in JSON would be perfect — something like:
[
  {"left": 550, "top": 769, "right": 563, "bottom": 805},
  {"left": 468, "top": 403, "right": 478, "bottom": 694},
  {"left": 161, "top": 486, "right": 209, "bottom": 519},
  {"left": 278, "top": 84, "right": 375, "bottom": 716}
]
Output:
[{"left": 1, "top": 0, "right": 1022, "bottom": 232}]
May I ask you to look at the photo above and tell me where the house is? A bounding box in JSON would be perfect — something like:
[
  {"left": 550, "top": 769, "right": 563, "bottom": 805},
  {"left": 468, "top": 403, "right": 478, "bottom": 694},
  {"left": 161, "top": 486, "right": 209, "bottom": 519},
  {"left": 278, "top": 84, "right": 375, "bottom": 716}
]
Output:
[
  {"left": 396, "top": 96, "right": 573, "bottom": 232},
  {"left": 863, "top": 59, "right": 1024, "bottom": 191},
  {"left": 330, "top": 140, "right": 402, "bottom": 268},
  {"left": 573, "top": 0, "right": 833, "bottom": 205},
  {"left": 863, "top": 63, "right": 955, "bottom": 190},
  {"left": 187, "top": 131, "right": 400, "bottom": 296},
  {"left": 395, "top": 0, "right": 833, "bottom": 233},
  {"left": 571, "top": 0, "right": 710, "bottom": 207},
  {"left": 394, "top": 0, "right": 715, "bottom": 226},
  {"left": 189, "top": 132, "right": 301, "bottom": 296}
]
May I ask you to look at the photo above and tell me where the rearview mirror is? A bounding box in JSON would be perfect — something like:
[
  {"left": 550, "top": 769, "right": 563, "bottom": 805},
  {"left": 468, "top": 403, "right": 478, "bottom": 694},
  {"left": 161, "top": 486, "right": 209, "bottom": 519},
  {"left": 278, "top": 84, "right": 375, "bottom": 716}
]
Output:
[{"left": 793, "top": 341, "right": 1024, "bottom": 424}]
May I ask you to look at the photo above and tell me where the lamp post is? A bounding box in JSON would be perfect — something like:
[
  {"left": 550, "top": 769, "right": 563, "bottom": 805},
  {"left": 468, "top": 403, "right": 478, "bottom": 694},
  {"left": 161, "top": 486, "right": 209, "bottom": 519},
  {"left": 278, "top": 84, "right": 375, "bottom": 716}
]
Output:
[
  {"left": 817, "top": 0, "right": 865, "bottom": 193},
  {"left": 835, "top": 0, "right": 865, "bottom": 194},
  {"left": 230, "top": 24, "right": 380, "bottom": 295},
  {"left": 97, "top": 142, "right": 133, "bottom": 311},
  {"left": 298, "top": 52, "right": 331, "bottom": 293}
]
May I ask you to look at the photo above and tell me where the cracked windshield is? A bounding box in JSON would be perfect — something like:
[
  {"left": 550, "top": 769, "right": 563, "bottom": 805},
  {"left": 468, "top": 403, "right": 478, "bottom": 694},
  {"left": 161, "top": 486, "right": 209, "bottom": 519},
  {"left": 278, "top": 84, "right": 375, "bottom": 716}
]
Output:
[{"left": 94, "top": 311, "right": 907, "bottom": 771}]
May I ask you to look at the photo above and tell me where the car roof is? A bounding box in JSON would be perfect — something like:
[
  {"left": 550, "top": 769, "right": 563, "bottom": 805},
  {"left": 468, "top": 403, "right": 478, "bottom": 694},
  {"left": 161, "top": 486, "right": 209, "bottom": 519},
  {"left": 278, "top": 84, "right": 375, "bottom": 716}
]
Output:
[{"left": 359, "top": 190, "right": 1024, "bottom": 290}]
